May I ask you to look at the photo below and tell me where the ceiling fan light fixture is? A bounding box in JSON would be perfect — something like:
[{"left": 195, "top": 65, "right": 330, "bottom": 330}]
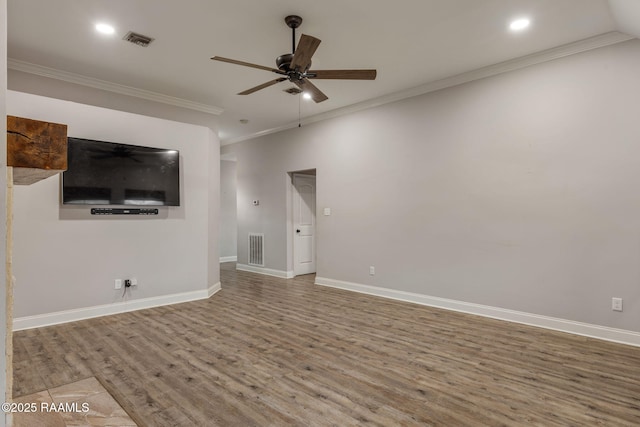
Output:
[
  {"left": 509, "top": 18, "right": 531, "bottom": 32},
  {"left": 302, "top": 92, "right": 312, "bottom": 100}
]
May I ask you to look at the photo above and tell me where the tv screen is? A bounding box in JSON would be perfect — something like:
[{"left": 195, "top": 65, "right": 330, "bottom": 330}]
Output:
[{"left": 62, "top": 137, "right": 180, "bottom": 206}]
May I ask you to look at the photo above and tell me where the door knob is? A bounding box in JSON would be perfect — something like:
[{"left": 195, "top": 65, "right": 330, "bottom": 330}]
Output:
[{"left": 296, "top": 229, "right": 301, "bottom": 233}]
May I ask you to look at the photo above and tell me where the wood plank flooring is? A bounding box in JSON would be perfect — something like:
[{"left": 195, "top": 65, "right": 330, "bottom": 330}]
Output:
[{"left": 13, "top": 263, "right": 640, "bottom": 426}]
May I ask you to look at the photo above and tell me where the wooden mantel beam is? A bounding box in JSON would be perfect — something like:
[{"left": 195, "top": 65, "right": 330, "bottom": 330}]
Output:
[{"left": 6, "top": 116, "right": 68, "bottom": 185}]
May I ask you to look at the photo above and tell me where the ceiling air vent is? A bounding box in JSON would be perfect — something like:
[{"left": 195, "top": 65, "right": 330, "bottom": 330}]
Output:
[
  {"left": 283, "top": 87, "right": 302, "bottom": 95},
  {"left": 123, "top": 31, "right": 154, "bottom": 47}
]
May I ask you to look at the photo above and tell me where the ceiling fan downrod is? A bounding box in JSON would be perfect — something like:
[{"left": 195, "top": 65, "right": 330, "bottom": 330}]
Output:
[
  {"left": 285, "top": 15, "right": 303, "bottom": 54},
  {"left": 292, "top": 25, "right": 296, "bottom": 53}
]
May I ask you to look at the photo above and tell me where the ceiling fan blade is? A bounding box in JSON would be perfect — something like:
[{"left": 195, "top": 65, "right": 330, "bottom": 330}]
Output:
[
  {"left": 290, "top": 34, "right": 321, "bottom": 72},
  {"left": 211, "top": 56, "right": 285, "bottom": 74},
  {"left": 238, "top": 78, "right": 287, "bottom": 95},
  {"left": 294, "top": 79, "right": 328, "bottom": 103},
  {"left": 307, "top": 69, "right": 377, "bottom": 80}
]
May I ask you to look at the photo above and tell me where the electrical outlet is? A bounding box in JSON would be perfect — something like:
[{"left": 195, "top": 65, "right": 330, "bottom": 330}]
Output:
[
  {"left": 131, "top": 278, "right": 138, "bottom": 286},
  {"left": 114, "top": 279, "right": 122, "bottom": 290},
  {"left": 612, "top": 297, "right": 623, "bottom": 312},
  {"left": 369, "top": 266, "right": 375, "bottom": 276}
]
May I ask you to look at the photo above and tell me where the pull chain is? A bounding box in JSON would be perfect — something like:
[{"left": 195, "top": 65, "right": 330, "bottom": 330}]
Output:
[{"left": 298, "top": 93, "right": 302, "bottom": 127}]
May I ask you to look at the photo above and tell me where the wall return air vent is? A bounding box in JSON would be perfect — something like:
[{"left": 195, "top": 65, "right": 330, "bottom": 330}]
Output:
[
  {"left": 248, "top": 233, "right": 265, "bottom": 267},
  {"left": 123, "top": 31, "right": 154, "bottom": 47}
]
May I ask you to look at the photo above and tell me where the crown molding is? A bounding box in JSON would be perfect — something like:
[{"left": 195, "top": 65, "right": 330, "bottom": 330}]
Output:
[
  {"left": 222, "top": 31, "right": 634, "bottom": 145},
  {"left": 7, "top": 58, "right": 224, "bottom": 116}
]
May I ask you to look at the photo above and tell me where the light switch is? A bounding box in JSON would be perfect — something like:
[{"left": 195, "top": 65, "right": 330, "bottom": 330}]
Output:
[{"left": 323, "top": 207, "right": 331, "bottom": 216}]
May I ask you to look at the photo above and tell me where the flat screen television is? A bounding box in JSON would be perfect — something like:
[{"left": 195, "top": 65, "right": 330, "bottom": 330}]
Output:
[{"left": 62, "top": 137, "right": 180, "bottom": 206}]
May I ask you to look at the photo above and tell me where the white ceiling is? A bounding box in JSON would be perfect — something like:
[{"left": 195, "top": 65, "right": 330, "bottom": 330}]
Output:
[{"left": 6, "top": 0, "right": 636, "bottom": 144}]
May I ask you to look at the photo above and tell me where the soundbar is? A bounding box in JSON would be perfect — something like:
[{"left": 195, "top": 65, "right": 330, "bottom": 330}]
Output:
[{"left": 91, "top": 208, "right": 159, "bottom": 215}]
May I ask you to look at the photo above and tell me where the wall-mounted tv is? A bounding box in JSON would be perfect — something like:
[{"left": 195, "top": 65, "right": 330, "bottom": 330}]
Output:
[{"left": 62, "top": 137, "right": 180, "bottom": 206}]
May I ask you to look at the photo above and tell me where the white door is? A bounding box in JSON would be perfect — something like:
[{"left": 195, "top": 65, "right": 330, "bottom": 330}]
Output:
[{"left": 293, "top": 174, "right": 316, "bottom": 276}]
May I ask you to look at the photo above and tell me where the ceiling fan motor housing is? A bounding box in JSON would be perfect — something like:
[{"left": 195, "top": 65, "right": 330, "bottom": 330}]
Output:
[
  {"left": 276, "top": 53, "right": 293, "bottom": 71},
  {"left": 276, "top": 53, "right": 312, "bottom": 75}
]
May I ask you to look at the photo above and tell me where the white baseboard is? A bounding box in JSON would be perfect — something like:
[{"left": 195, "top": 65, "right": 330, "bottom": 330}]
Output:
[
  {"left": 208, "top": 282, "right": 222, "bottom": 297},
  {"left": 219, "top": 256, "right": 237, "bottom": 263},
  {"left": 236, "top": 263, "right": 294, "bottom": 279},
  {"left": 314, "top": 276, "right": 640, "bottom": 348},
  {"left": 13, "top": 282, "right": 222, "bottom": 331}
]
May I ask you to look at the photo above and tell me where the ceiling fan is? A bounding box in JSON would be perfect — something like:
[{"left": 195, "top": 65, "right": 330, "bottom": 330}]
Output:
[{"left": 211, "top": 15, "right": 376, "bottom": 103}]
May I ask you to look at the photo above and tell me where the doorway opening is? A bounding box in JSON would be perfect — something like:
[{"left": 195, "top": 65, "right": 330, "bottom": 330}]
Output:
[{"left": 289, "top": 169, "right": 316, "bottom": 277}]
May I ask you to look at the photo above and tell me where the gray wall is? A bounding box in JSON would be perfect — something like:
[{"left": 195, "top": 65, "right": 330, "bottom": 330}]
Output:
[
  {"left": 208, "top": 138, "right": 221, "bottom": 289},
  {"left": 219, "top": 160, "right": 237, "bottom": 260},
  {"left": 222, "top": 39, "right": 640, "bottom": 332},
  {"left": 8, "top": 90, "right": 219, "bottom": 318}
]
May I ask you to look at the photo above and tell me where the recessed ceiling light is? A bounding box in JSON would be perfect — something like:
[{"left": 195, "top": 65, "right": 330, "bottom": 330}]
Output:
[
  {"left": 509, "top": 18, "right": 531, "bottom": 32},
  {"left": 95, "top": 23, "right": 115, "bottom": 35},
  {"left": 302, "top": 92, "right": 312, "bottom": 100}
]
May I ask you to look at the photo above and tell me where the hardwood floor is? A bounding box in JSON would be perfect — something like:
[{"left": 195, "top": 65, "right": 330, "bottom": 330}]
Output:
[{"left": 13, "top": 263, "right": 640, "bottom": 426}]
